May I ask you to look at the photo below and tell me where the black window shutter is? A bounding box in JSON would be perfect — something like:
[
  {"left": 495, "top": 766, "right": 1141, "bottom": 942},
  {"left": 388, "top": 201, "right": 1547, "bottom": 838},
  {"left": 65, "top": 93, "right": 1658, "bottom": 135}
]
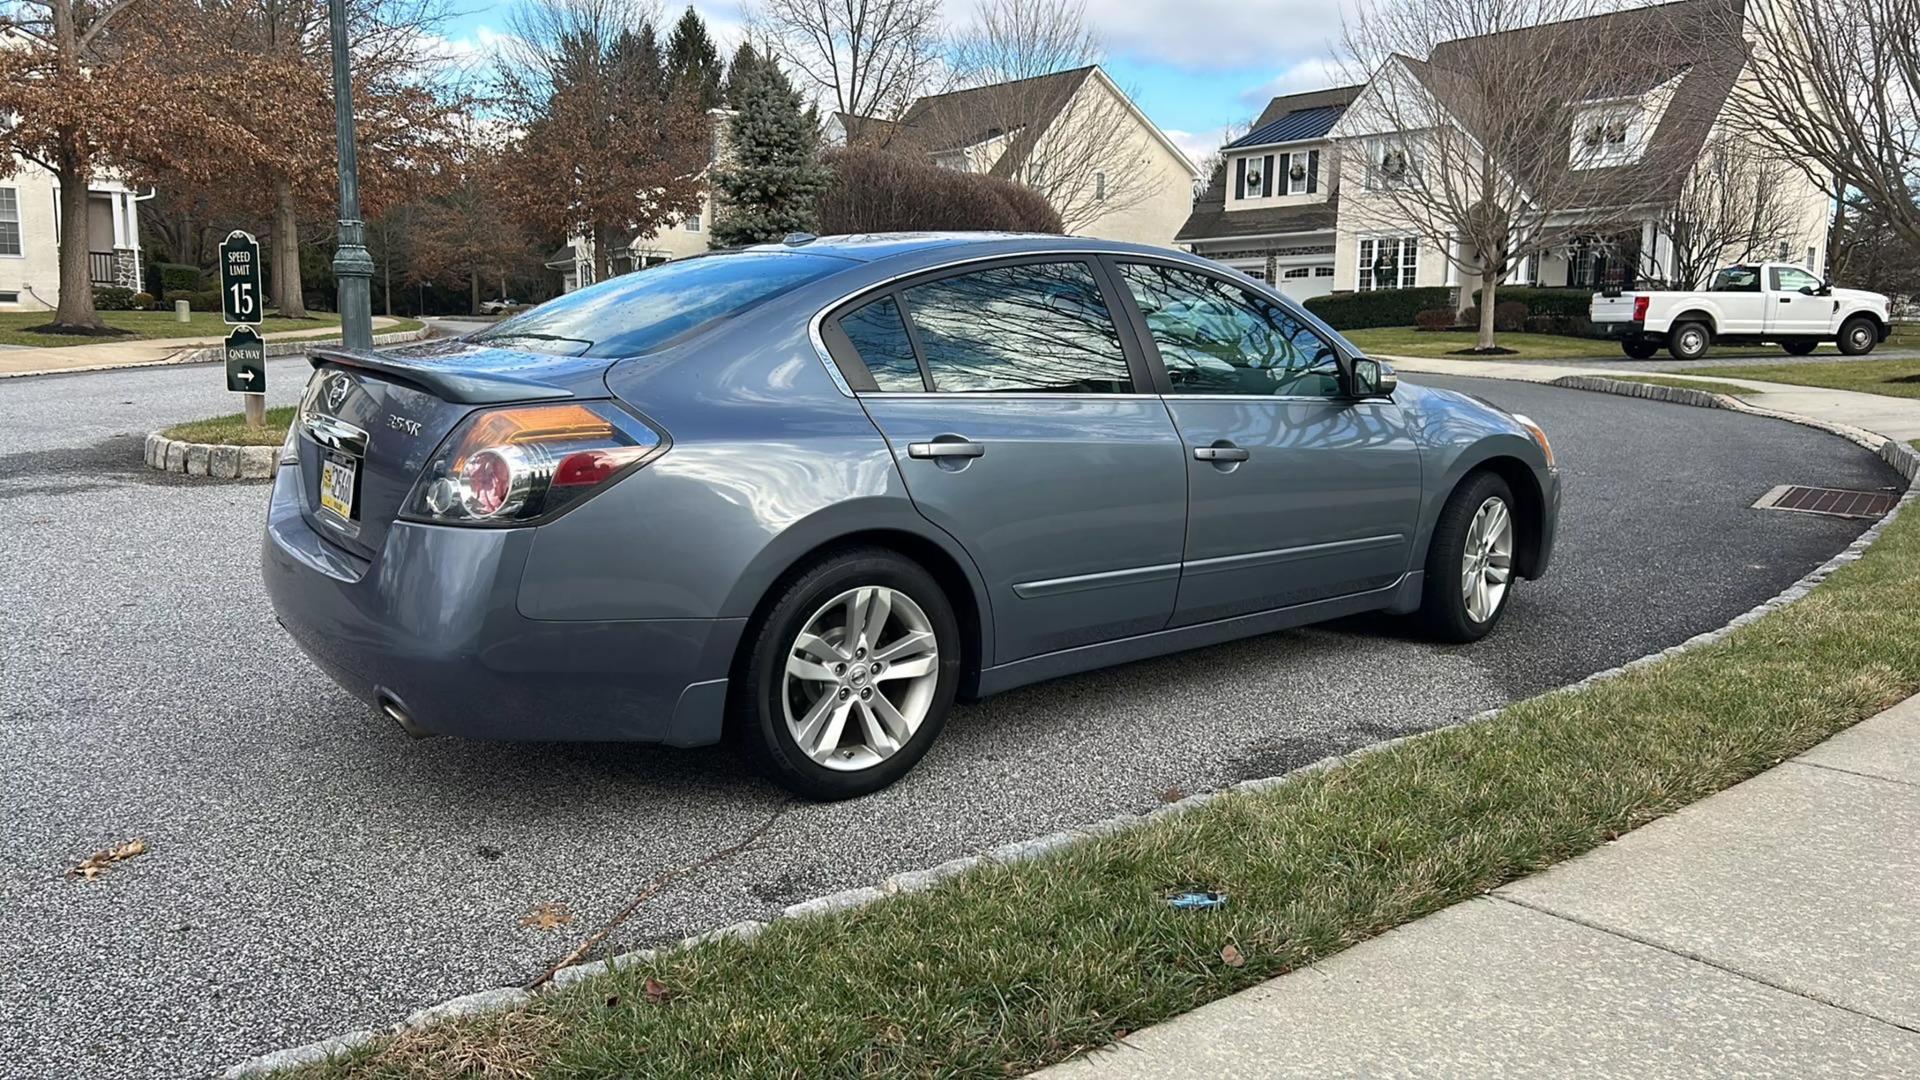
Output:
[
  {"left": 1278, "top": 153, "right": 1291, "bottom": 192},
  {"left": 1307, "top": 150, "right": 1321, "bottom": 194},
  {"left": 1262, "top": 155, "right": 1275, "bottom": 197},
  {"left": 1235, "top": 157, "right": 1246, "bottom": 200}
]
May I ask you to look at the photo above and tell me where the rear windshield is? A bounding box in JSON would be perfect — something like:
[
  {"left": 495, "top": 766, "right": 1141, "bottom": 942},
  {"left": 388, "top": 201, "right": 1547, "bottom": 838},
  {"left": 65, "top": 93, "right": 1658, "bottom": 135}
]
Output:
[
  {"left": 471, "top": 251, "right": 850, "bottom": 358},
  {"left": 1709, "top": 266, "right": 1762, "bottom": 292}
]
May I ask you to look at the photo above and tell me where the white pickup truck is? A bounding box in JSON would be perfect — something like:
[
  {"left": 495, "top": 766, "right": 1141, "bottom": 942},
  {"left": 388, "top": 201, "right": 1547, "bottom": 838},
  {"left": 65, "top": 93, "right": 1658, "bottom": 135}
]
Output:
[{"left": 1589, "top": 263, "right": 1892, "bottom": 361}]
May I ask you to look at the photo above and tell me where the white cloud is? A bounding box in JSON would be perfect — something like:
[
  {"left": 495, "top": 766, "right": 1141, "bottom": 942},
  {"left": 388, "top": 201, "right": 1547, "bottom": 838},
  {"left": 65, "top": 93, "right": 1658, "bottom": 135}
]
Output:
[
  {"left": 1085, "top": 0, "right": 1359, "bottom": 70},
  {"left": 1164, "top": 126, "right": 1236, "bottom": 165},
  {"left": 1237, "top": 56, "right": 1358, "bottom": 106}
]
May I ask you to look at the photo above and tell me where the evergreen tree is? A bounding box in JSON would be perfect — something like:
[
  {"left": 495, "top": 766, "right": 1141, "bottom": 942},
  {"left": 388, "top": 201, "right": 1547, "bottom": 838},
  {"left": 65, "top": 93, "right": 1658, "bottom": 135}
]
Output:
[
  {"left": 711, "top": 62, "right": 830, "bottom": 246},
  {"left": 722, "top": 43, "right": 766, "bottom": 108},
  {"left": 665, "top": 7, "right": 725, "bottom": 110}
]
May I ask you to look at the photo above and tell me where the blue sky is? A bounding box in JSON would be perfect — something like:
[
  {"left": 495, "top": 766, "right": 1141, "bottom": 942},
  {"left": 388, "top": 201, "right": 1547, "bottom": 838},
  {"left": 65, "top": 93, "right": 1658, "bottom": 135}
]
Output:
[{"left": 432, "top": 0, "right": 1362, "bottom": 164}]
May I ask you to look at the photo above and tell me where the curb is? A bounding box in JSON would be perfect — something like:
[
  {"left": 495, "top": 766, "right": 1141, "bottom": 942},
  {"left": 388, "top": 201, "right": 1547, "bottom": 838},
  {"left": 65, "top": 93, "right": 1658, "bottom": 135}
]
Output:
[
  {"left": 143, "top": 431, "right": 278, "bottom": 479},
  {"left": 219, "top": 379, "right": 1920, "bottom": 1077},
  {"left": 0, "top": 326, "right": 428, "bottom": 381}
]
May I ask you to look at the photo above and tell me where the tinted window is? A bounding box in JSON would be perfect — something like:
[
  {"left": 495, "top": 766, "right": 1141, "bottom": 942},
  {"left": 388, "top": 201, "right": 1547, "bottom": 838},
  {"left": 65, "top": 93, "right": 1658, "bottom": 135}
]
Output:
[
  {"left": 839, "top": 295, "right": 925, "bottom": 391},
  {"left": 1118, "top": 262, "right": 1341, "bottom": 397},
  {"left": 472, "top": 251, "right": 848, "bottom": 358},
  {"left": 902, "top": 262, "right": 1131, "bottom": 393},
  {"left": 1710, "top": 266, "right": 1762, "bottom": 293}
]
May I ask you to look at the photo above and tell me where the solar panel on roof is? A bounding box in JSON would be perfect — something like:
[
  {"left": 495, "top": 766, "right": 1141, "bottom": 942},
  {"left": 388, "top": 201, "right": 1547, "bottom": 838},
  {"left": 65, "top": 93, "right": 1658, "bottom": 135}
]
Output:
[{"left": 1224, "top": 105, "right": 1348, "bottom": 150}]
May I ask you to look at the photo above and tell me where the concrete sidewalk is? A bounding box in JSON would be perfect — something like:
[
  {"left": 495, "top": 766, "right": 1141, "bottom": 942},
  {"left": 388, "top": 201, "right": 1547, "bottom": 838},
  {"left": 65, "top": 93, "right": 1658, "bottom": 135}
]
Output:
[
  {"left": 0, "top": 316, "right": 406, "bottom": 378},
  {"left": 1378, "top": 354, "right": 1920, "bottom": 443},
  {"left": 1036, "top": 695, "right": 1920, "bottom": 1078}
]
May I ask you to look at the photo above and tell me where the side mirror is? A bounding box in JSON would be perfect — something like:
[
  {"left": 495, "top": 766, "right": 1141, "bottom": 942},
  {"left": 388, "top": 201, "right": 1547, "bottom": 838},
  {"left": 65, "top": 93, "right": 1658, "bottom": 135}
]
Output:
[
  {"left": 1798, "top": 285, "right": 1817, "bottom": 296},
  {"left": 1351, "top": 356, "right": 1397, "bottom": 399}
]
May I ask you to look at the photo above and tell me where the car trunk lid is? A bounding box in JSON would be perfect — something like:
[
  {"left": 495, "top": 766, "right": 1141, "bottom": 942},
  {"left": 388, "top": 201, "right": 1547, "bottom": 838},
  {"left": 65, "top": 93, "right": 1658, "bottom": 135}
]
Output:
[
  {"left": 294, "top": 340, "right": 615, "bottom": 559},
  {"left": 1589, "top": 292, "right": 1643, "bottom": 324}
]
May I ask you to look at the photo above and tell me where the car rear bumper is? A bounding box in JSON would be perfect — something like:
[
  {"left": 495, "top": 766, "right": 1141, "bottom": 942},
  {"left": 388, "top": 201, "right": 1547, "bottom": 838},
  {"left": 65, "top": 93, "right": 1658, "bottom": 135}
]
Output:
[
  {"left": 1593, "top": 320, "right": 1646, "bottom": 339},
  {"left": 261, "top": 464, "right": 743, "bottom": 745}
]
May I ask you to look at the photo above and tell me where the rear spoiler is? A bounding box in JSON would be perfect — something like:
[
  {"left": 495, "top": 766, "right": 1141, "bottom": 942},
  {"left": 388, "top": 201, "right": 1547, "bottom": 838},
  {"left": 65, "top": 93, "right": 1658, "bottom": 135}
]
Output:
[{"left": 309, "top": 346, "right": 574, "bottom": 405}]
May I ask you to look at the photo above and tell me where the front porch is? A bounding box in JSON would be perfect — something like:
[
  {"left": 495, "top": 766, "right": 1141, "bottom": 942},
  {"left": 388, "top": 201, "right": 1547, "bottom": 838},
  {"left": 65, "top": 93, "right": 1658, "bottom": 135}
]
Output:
[{"left": 1447, "top": 219, "right": 1665, "bottom": 297}]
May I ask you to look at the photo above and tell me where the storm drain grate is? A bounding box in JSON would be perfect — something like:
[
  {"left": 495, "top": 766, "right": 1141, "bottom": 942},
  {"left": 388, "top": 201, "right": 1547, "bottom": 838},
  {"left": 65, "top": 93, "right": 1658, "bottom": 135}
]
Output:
[{"left": 1753, "top": 485, "right": 1899, "bottom": 521}]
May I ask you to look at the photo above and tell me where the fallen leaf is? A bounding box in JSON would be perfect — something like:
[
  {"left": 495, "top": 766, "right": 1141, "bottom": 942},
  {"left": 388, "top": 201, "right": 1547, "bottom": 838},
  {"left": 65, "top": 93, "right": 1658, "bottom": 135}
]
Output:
[
  {"left": 1158, "top": 787, "right": 1184, "bottom": 804},
  {"left": 643, "top": 976, "right": 672, "bottom": 1003},
  {"left": 518, "top": 902, "right": 573, "bottom": 931},
  {"left": 1220, "top": 943, "right": 1246, "bottom": 968},
  {"left": 475, "top": 845, "right": 503, "bottom": 861},
  {"left": 68, "top": 839, "right": 148, "bottom": 881}
]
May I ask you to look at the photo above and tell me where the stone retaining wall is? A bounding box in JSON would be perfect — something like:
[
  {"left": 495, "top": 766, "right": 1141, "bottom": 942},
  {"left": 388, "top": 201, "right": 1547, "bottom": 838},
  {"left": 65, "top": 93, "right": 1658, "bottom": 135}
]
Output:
[{"left": 144, "top": 432, "right": 279, "bottom": 479}]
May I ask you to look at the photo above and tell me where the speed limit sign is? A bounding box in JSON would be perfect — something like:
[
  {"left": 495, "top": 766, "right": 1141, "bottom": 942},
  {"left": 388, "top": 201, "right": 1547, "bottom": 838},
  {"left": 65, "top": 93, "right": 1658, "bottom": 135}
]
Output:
[{"left": 219, "top": 230, "right": 263, "bottom": 326}]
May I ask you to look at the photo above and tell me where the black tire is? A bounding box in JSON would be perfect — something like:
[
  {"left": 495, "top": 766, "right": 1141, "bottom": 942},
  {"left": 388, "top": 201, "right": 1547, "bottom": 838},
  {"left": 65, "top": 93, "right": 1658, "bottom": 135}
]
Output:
[
  {"left": 1668, "top": 320, "right": 1712, "bottom": 361},
  {"left": 731, "top": 546, "right": 961, "bottom": 800},
  {"left": 1417, "top": 471, "right": 1518, "bottom": 643},
  {"left": 1781, "top": 339, "right": 1819, "bottom": 356},
  {"left": 1621, "top": 337, "right": 1660, "bottom": 360},
  {"left": 1837, "top": 316, "right": 1879, "bottom": 356}
]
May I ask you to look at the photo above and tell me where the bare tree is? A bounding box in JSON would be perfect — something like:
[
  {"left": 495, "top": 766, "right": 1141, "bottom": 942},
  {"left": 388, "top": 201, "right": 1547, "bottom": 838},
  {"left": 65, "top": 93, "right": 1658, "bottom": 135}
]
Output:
[
  {"left": 1644, "top": 134, "right": 1802, "bottom": 289},
  {"left": 929, "top": 0, "right": 1163, "bottom": 232},
  {"left": 1337, "top": 0, "right": 1699, "bottom": 350},
  {"left": 751, "top": 0, "right": 944, "bottom": 122},
  {"left": 1731, "top": 0, "right": 1920, "bottom": 251}
]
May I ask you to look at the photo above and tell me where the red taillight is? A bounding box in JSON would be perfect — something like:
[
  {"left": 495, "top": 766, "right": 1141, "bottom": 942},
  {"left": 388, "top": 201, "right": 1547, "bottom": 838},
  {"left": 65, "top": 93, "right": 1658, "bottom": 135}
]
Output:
[
  {"left": 406, "top": 402, "right": 665, "bottom": 525},
  {"left": 553, "top": 447, "right": 652, "bottom": 488},
  {"left": 1632, "top": 295, "right": 1650, "bottom": 322}
]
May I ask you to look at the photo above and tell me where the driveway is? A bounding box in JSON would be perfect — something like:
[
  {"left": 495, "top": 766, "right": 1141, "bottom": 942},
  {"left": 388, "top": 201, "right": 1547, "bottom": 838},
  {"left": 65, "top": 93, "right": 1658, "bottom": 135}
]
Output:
[{"left": 0, "top": 364, "right": 1903, "bottom": 1078}]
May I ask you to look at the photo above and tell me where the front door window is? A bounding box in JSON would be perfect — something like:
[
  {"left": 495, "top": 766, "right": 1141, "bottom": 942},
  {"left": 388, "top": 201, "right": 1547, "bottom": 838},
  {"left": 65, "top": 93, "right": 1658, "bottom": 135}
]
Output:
[{"left": 1116, "top": 261, "right": 1341, "bottom": 397}]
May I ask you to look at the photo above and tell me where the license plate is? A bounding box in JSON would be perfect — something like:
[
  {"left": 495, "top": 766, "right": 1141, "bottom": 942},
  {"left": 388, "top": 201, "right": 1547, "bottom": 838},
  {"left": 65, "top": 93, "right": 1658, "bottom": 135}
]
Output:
[{"left": 319, "top": 453, "right": 358, "bottom": 521}]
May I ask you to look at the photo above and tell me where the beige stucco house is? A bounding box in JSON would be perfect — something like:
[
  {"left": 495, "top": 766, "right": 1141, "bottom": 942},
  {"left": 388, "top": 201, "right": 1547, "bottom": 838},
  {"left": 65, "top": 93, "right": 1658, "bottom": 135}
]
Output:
[
  {"left": 0, "top": 156, "right": 148, "bottom": 311},
  {"left": 827, "top": 66, "right": 1200, "bottom": 248},
  {"left": 1182, "top": 0, "right": 1831, "bottom": 303}
]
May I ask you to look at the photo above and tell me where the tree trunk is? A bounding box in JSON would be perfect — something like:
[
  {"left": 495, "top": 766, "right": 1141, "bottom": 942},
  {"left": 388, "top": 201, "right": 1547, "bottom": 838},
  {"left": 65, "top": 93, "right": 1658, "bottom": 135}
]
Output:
[
  {"left": 271, "top": 178, "right": 307, "bottom": 318},
  {"left": 51, "top": 145, "right": 104, "bottom": 331},
  {"left": 382, "top": 245, "right": 393, "bottom": 317},
  {"left": 1477, "top": 271, "right": 1500, "bottom": 351},
  {"left": 469, "top": 268, "right": 481, "bottom": 316}
]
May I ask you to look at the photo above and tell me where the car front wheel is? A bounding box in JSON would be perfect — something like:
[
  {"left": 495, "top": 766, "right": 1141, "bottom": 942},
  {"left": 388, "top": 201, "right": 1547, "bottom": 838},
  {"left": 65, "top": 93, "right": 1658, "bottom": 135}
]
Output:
[
  {"left": 734, "top": 547, "right": 960, "bottom": 800},
  {"left": 1837, "top": 316, "right": 1879, "bottom": 356},
  {"left": 1418, "top": 472, "right": 1518, "bottom": 642}
]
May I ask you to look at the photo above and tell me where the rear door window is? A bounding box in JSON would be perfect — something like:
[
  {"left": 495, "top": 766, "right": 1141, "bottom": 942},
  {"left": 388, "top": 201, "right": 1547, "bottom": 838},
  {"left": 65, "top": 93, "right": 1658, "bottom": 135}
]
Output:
[
  {"left": 837, "top": 295, "right": 927, "bottom": 391},
  {"left": 472, "top": 251, "right": 850, "bottom": 358},
  {"left": 900, "top": 262, "right": 1132, "bottom": 394}
]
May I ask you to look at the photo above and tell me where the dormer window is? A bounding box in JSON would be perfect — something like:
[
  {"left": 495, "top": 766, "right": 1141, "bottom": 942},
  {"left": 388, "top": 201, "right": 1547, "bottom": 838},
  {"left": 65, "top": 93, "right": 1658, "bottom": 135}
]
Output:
[
  {"left": 1244, "top": 161, "right": 1265, "bottom": 192},
  {"left": 1574, "top": 106, "right": 1642, "bottom": 166}
]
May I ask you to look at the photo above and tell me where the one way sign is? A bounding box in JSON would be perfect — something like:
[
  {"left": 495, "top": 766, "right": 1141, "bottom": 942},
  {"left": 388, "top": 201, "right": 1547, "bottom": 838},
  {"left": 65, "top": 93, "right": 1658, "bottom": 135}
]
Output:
[{"left": 225, "top": 325, "right": 266, "bottom": 393}]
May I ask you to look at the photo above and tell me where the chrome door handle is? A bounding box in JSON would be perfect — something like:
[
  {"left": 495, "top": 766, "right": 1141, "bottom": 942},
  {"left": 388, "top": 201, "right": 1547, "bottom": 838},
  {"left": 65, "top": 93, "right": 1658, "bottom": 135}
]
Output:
[
  {"left": 908, "top": 440, "right": 986, "bottom": 459},
  {"left": 1193, "top": 445, "right": 1250, "bottom": 462}
]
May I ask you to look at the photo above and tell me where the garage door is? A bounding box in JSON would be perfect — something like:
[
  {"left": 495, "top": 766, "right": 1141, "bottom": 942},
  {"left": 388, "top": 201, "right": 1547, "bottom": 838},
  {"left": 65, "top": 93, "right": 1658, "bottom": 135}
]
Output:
[{"left": 1279, "top": 265, "right": 1336, "bottom": 302}]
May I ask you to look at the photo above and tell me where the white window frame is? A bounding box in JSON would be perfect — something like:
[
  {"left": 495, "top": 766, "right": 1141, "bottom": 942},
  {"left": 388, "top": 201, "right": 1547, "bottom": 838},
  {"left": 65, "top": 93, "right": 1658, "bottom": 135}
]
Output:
[
  {"left": 1094, "top": 170, "right": 1107, "bottom": 201},
  {"left": 1286, "top": 158, "right": 1309, "bottom": 196},
  {"left": 685, "top": 214, "right": 701, "bottom": 233},
  {"left": 1357, "top": 236, "right": 1419, "bottom": 292},
  {"left": 0, "top": 186, "right": 21, "bottom": 258}
]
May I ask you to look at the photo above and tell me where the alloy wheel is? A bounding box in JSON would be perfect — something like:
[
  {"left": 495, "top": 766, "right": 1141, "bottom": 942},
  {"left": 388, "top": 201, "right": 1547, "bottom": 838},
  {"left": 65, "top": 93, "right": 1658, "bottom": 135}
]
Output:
[
  {"left": 1460, "top": 496, "right": 1515, "bottom": 624},
  {"left": 782, "top": 586, "right": 940, "bottom": 772}
]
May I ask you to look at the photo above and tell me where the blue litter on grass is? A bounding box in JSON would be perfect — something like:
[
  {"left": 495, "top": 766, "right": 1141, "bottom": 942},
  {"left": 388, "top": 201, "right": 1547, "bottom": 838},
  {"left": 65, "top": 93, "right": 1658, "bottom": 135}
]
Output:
[{"left": 1166, "top": 890, "right": 1227, "bottom": 910}]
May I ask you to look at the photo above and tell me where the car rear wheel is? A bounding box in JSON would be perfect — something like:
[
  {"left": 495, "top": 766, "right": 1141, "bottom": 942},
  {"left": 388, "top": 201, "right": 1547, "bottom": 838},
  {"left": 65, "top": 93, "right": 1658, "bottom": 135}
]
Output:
[
  {"left": 1621, "top": 337, "right": 1660, "bottom": 359},
  {"left": 1837, "top": 316, "right": 1878, "bottom": 356},
  {"left": 1668, "top": 321, "right": 1712, "bottom": 361},
  {"left": 733, "top": 547, "right": 960, "bottom": 800},
  {"left": 1417, "top": 472, "right": 1518, "bottom": 643},
  {"left": 1781, "top": 338, "right": 1819, "bottom": 356}
]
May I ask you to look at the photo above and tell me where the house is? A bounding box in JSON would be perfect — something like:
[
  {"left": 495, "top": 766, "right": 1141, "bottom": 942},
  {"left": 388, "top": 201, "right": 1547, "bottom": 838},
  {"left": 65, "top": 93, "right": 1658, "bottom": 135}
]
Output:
[
  {"left": 545, "top": 107, "right": 730, "bottom": 293},
  {"left": 0, "top": 155, "right": 148, "bottom": 310},
  {"left": 826, "top": 66, "right": 1200, "bottom": 248},
  {"left": 1175, "top": 85, "right": 1364, "bottom": 300},
  {"left": 1181, "top": 0, "right": 1832, "bottom": 302}
]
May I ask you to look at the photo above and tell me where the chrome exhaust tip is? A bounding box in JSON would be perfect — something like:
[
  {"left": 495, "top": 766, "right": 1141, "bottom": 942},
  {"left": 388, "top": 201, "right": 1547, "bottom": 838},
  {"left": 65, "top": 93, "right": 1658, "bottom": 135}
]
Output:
[{"left": 377, "top": 693, "right": 435, "bottom": 739}]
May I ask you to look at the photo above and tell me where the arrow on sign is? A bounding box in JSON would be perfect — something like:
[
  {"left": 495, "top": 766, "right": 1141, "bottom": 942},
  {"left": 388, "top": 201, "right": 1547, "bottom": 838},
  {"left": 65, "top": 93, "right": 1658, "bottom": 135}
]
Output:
[{"left": 238, "top": 369, "right": 256, "bottom": 384}]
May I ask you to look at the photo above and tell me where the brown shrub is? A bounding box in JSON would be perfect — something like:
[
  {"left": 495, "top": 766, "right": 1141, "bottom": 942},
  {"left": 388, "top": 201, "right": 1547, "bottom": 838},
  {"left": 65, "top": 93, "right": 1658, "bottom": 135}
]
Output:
[{"left": 814, "top": 147, "right": 1064, "bottom": 236}]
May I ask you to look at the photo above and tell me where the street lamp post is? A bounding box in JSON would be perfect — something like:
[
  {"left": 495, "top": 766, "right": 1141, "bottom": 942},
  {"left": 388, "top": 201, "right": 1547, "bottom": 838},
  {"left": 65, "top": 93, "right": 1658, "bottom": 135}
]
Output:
[{"left": 328, "top": 0, "right": 375, "bottom": 351}]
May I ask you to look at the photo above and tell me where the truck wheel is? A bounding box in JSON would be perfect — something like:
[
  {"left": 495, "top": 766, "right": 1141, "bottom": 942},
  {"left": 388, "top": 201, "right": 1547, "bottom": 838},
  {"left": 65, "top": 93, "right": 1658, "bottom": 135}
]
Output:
[
  {"left": 1781, "top": 339, "right": 1819, "bottom": 356},
  {"left": 1621, "top": 338, "right": 1659, "bottom": 359},
  {"left": 1837, "top": 317, "right": 1878, "bottom": 356},
  {"left": 1668, "top": 321, "right": 1712, "bottom": 361}
]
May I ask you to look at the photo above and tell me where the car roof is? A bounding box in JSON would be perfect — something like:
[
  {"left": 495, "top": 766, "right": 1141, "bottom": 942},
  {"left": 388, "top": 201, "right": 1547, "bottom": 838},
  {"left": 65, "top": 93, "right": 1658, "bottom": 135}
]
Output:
[{"left": 737, "top": 231, "right": 1199, "bottom": 266}]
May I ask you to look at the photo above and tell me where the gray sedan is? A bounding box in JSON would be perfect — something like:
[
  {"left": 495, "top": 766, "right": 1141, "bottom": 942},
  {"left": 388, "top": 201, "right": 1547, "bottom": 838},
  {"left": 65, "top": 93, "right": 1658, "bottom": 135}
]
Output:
[{"left": 262, "top": 234, "right": 1560, "bottom": 799}]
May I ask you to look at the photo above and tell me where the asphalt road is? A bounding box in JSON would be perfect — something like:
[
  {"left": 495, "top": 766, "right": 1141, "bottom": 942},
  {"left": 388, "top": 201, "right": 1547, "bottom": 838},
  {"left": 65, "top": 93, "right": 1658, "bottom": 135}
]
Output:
[{"left": 0, "top": 361, "right": 1903, "bottom": 1078}]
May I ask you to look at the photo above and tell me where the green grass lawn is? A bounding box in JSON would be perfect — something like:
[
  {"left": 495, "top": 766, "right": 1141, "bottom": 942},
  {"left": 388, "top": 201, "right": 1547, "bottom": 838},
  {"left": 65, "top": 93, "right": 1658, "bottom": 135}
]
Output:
[
  {"left": 298, "top": 493, "right": 1920, "bottom": 1078},
  {"left": 162, "top": 406, "right": 296, "bottom": 447},
  {"left": 1682, "top": 357, "right": 1920, "bottom": 400},
  {"left": 0, "top": 310, "right": 420, "bottom": 348},
  {"left": 1342, "top": 328, "right": 1620, "bottom": 360}
]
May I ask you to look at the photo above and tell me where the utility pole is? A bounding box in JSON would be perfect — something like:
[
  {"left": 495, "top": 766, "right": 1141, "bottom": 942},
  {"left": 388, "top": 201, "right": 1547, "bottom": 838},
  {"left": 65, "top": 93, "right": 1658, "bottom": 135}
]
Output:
[{"left": 328, "top": 0, "right": 374, "bottom": 350}]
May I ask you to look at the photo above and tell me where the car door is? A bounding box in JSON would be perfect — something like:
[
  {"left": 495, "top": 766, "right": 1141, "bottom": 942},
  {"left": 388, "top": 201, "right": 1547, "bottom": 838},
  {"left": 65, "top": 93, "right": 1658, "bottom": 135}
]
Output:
[
  {"left": 1768, "top": 265, "right": 1830, "bottom": 337},
  {"left": 1708, "top": 266, "right": 1768, "bottom": 333},
  {"left": 1108, "top": 258, "right": 1425, "bottom": 627},
  {"left": 820, "top": 258, "right": 1189, "bottom": 663}
]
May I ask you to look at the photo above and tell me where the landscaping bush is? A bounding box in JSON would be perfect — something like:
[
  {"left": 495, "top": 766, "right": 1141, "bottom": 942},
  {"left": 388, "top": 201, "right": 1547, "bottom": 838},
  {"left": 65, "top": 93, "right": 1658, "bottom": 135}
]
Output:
[
  {"left": 814, "top": 146, "right": 1064, "bottom": 235},
  {"left": 191, "top": 289, "right": 222, "bottom": 312},
  {"left": 1525, "top": 313, "right": 1598, "bottom": 337},
  {"left": 92, "top": 285, "right": 139, "bottom": 310},
  {"left": 1414, "top": 308, "right": 1456, "bottom": 331},
  {"left": 131, "top": 291, "right": 154, "bottom": 309},
  {"left": 1459, "top": 304, "right": 1479, "bottom": 329},
  {"left": 1494, "top": 300, "right": 1530, "bottom": 333},
  {"left": 154, "top": 262, "right": 204, "bottom": 295},
  {"left": 1304, "top": 286, "right": 1455, "bottom": 330},
  {"left": 1465, "top": 285, "right": 1593, "bottom": 319}
]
